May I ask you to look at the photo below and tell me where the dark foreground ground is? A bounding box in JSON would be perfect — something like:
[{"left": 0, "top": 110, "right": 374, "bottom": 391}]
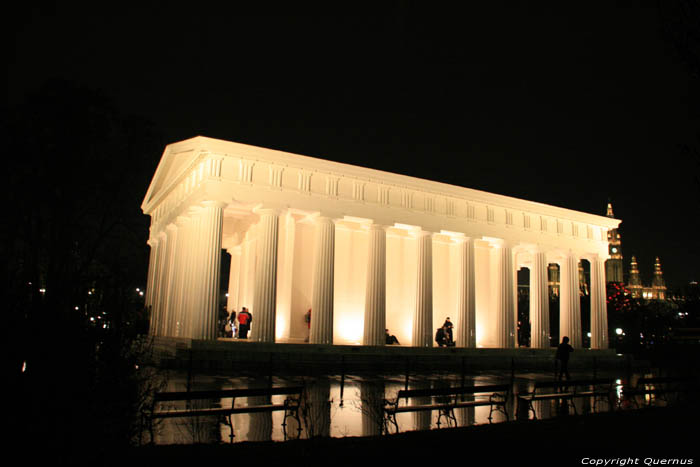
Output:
[{"left": 114, "top": 404, "right": 698, "bottom": 467}]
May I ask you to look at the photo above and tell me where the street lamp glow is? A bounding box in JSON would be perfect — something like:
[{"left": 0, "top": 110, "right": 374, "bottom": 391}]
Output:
[{"left": 615, "top": 328, "right": 623, "bottom": 336}]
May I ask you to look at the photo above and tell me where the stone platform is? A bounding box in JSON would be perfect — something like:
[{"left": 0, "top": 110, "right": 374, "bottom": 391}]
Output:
[{"left": 148, "top": 336, "right": 631, "bottom": 375}]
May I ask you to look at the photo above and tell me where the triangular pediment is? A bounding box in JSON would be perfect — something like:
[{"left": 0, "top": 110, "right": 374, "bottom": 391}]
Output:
[{"left": 141, "top": 137, "right": 204, "bottom": 214}]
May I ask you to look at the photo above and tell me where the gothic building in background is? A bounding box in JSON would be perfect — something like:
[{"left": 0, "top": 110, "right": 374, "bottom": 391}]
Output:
[
  {"left": 604, "top": 202, "right": 667, "bottom": 301},
  {"left": 605, "top": 203, "right": 624, "bottom": 283},
  {"left": 545, "top": 202, "right": 667, "bottom": 301},
  {"left": 628, "top": 255, "right": 667, "bottom": 300}
]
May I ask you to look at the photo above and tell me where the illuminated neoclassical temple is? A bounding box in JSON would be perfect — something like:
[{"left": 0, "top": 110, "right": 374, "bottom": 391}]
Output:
[{"left": 142, "top": 136, "right": 620, "bottom": 349}]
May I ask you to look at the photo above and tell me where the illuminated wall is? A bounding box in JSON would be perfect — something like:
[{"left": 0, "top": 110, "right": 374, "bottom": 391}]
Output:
[{"left": 142, "top": 136, "right": 620, "bottom": 348}]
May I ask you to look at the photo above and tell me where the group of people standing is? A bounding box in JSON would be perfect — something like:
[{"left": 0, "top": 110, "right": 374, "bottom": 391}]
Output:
[{"left": 223, "top": 307, "right": 253, "bottom": 339}]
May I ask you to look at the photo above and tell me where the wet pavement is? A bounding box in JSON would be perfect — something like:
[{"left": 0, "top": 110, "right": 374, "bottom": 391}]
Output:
[{"left": 147, "top": 367, "right": 676, "bottom": 446}]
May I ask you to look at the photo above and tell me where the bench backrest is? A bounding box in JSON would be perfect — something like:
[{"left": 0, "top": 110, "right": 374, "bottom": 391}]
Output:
[
  {"left": 396, "top": 384, "right": 510, "bottom": 400},
  {"left": 533, "top": 381, "right": 568, "bottom": 391},
  {"left": 637, "top": 376, "right": 688, "bottom": 386},
  {"left": 532, "top": 379, "right": 613, "bottom": 392},
  {"left": 153, "top": 386, "right": 304, "bottom": 403},
  {"left": 566, "top": 379, "right": 614, "bottom": 388}
]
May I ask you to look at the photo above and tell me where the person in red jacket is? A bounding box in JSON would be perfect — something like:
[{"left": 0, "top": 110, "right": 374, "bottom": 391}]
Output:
[{"left": 238, "top": 307, "right": 252, "bottom": 339}]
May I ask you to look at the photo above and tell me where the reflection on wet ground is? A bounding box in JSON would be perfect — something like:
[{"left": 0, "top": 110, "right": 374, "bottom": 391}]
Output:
[{"left": 149, "top": 368, "right": 676, "bottom": 445}]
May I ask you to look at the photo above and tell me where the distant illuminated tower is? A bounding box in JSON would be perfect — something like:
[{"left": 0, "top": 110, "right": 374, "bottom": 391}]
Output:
[
  {"left": 548, "top": 264, "right": 560, "bottom": 297},
  {"left": 650, "top": 257, "right": 667, "bottom": 300},
  {"left": 628, "top": 256, "right": 643, "bottom": 299},
  {"left": 605, "top": 202, "right": 624, "bottom": 283},
  {"left": 548, "top": 262, "right": 587, "bottom": 297},
  {"left": 579, "top": 261, "right": 589, "bottom": 296}
]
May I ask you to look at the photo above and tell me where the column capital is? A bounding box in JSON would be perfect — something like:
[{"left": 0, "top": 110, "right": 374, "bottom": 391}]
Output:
[
  {"left": 482, "top": 236, "right": 511, "bottom": 248},
  {"left": 201, "top": 200, "right": 228, "bottom": 210},
  {"left": 410, "top": 229, "right": 434, "bottom": 239},
  {"left": 253, "top": 206, "right": 282, "bottom": 217},
  {"left": 367, "top": 223, "right": 390, "bottom": 232},
  {"left": 451, "top": 234, "right": 473, "bottom": 244},
  {"left": 311, "top": 214, "right": 338, "bottom": 225}
]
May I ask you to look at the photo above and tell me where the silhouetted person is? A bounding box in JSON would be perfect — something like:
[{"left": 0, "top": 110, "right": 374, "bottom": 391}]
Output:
[
  {"left": 229, "top": 310, "right": 237, "bottom": 337},
  {"left": 442, "top": 317, "right": 454, "bottom": 344},
  {"left": 435, "top": 327, "right": 448, "bottom": 347},
  {"left": 219, "top": 306, "right": 230, "bottom": 337},
  {"left": 555, "top": 336, "right": 574, "bottom": 380},
  {"left": 238, "top": 307, "right": 252, "bottom": 339},
  {"left": 385, "top": 329, "right": 400, "bottom": 345}
]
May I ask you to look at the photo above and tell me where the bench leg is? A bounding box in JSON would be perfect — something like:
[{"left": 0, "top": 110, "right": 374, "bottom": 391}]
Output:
[
  {"left": 445, "top": 408, "right": 457, "bottom": 427},
  {"left": 383, "top": 411, "right": 399, "bottom": 434},
  {"left": 490, "top": 403, "right": 509, "bottom": 422},
  {"left": 220, "top": 414, "right": 235, "bottom": 443},
  {"left": 518, "top": 399, "right": 536, "bottom": 420},
  {"left": 434, "top": 407, "right": 457, "bottom": 428}
]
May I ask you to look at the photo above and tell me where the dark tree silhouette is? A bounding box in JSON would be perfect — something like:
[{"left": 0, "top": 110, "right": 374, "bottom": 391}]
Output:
[{"left": 5, "top": 79, "right": 163, "bottom": 464}]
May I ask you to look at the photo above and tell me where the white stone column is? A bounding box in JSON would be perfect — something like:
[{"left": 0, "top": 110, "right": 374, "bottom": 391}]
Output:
[
  {"left": 146, "top": 235, "right": 160, "bottom": 335},
  {"left": 165, "top": 223, "right": 184, "bottom": 337},
  {"left": 144, "top": 237, "right": 158, "bottom": 313},
  {"left": 560, "top": 253, "right": 582, "bottom": 348},
  {"left": 180, "top": 212, "right": 201, "bottom": 339},
  {"left": 162, "top": 224, "right": 181, "bottom": 336},
  {"left": 239, "top": 229, "right": 255, "bottom": 313},
  {"left": 310, "top": 217, "right": 336, "bottom": 345},
  {"left": 413, "top": 231, "right": 433, "bottom": 347},
  {"left": 171, "top": 216, "right": 191, "bottom": 337},
  {"left": 150, "top": 231, "right": 168, "bottom": 336},
  {"left": 495, "top": 242, "right": 516, "bottom": 348},
  {"left": 148, "top": 236, "right": 167, "bottom": 336},
  {"left": 226, "top": 246, "right": 242, "bottom": 314},
  {"left": 251, "top": 209, "right": 280, "bottom": 343},
  {"left": 529, "top": 251, "right": 550, "bottom": 348},
  {"left": 590, "top": 256, "right": 608, "bottom": 349},
  {"left": 363, "top": 224, "right": 386, "bottom": 346},
  {"left": 192, "top": 201, "right": 225, "bottom": 340},
  {"left": 456, "top": 237, "right": 476, "bottom": 348}
]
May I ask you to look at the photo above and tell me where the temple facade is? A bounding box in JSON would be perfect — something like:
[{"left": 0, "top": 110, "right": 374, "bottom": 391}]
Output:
[{"left": 142, "top": 136, "right": 620, "bottom": 349}]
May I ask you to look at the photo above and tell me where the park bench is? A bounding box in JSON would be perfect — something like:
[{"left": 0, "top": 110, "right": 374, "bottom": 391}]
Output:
[
  {"left": 383, "top": 383, "right": 511, "bottom": 432},
  {"left": 619, "top": 376, "right": 696, "bottom": 409},
  {"left": 517, "top": 379, "right": 614, "bottom": 419},
  {"left": 141, "top": 385, "right": 304, "bottom": 443}
]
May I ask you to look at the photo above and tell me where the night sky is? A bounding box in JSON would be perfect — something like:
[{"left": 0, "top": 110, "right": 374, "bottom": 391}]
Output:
[{"left": 9, "top": 3, "right": 700, "bottom": 289}]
